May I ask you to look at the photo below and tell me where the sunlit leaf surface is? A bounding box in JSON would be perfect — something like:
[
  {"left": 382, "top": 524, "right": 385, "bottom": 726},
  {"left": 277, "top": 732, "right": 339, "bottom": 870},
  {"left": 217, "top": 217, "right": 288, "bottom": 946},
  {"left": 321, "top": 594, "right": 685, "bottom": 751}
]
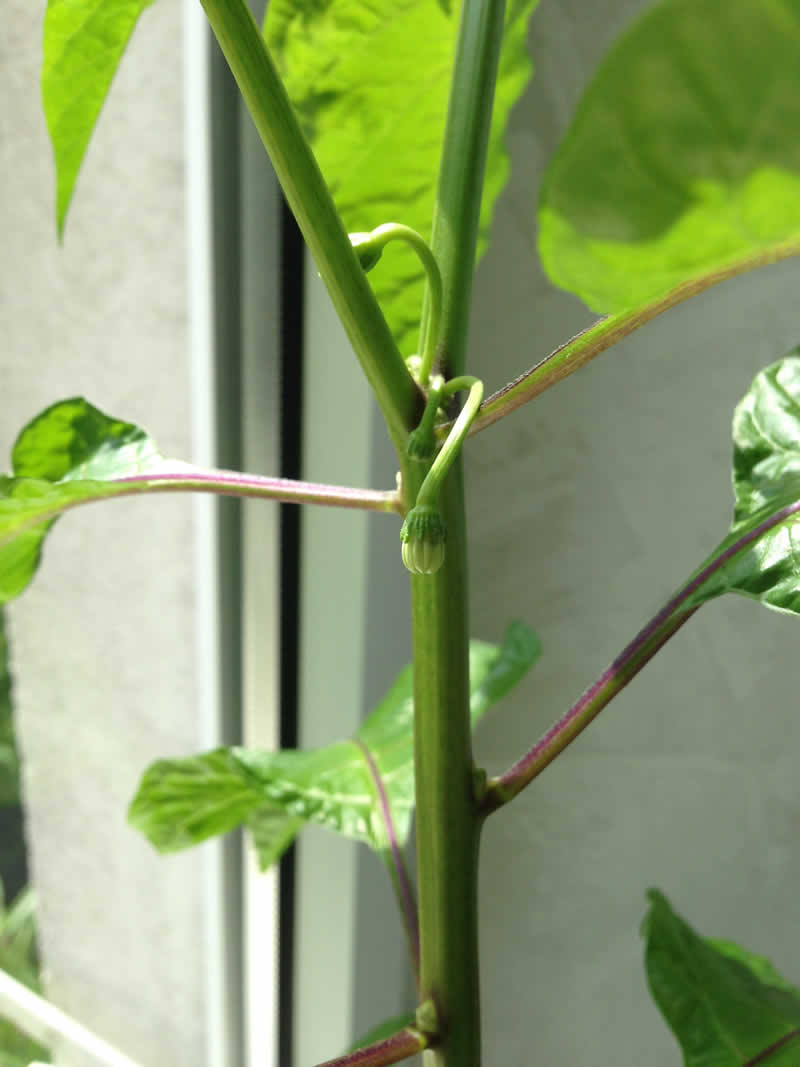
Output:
[
  {"left": 43, "top": 0, "right": 156, "bottom": 234},
  {"left": 0, "top": 399, "right": 165, "bottom": 605},
  {"left": 682, "top": 354, "right": 800, "bottom": 615},
  {"left": 265, "top": 0, "right": 539, "bottom": 356},
  {"left": 538, "top": 0, "right": 800, "bottom": 314}
]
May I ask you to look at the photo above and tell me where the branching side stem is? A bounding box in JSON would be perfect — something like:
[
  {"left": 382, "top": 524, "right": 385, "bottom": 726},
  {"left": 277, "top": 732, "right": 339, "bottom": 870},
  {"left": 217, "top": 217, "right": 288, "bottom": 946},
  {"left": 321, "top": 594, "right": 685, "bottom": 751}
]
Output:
[
  {"left": 316, "top": 1026, "right": 429, "bottom": 1067},
  {"left": 197, "top": 0, "right": 421, "bottom": 453},
  {"left": 439, "top": 240, "right": 800, "bottom": 441},
  {"left": 485, "top": 496, "right": 800, "bottom": 807}
]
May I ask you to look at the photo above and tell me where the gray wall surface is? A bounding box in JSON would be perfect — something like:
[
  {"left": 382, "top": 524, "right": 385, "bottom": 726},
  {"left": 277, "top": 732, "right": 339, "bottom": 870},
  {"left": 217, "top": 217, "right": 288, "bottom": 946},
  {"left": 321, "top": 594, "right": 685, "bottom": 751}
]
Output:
[{"left": 1, "top": 2, "right": 213, "bottom": 1064}]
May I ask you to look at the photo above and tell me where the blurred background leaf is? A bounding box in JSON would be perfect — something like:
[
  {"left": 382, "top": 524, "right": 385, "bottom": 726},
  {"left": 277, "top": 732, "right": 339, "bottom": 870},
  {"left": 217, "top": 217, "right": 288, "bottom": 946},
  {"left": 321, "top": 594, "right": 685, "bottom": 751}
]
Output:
[
  {"left": 538, "top": 0, "right": 800, "bottom": 314},
  {"left": 266, "top": 0, "right": 540, "bottom": 356}
]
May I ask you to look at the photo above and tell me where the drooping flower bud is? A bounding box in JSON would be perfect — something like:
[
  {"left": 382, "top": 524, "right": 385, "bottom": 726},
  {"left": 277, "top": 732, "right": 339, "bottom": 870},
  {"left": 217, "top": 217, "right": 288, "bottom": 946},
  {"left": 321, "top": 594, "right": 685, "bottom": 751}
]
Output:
[
  {"left": 400, "top": 505, "right": 446, "bottom": 575},
  {"left": 349, "top": 232, "right": 383, "bottom": 272}
]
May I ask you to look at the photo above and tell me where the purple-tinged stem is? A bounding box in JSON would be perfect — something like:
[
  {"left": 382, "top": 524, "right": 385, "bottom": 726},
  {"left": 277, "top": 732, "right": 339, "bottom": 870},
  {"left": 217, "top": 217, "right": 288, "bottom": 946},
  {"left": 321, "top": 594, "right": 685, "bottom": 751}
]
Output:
[
  {"left": 434, "top": 240, "right": 800, "bottom": 443},
  {"left": 743, "top": 1029, "right": 800, "bottom": 1065},
  {"left": 115, "top": 466, "right": 402, "bottom": 512},
  {"left": 355, "top": 741, "right": 420, "bottom": 985},
  {"left": 483, "top": 608, "right": 697, "bottom": 810},
  {"left": 485, "top": 497, "right": 800, "bottom": 809},
  {"left": 315, "top": 1026, "right": 428, "bottom": 1067},
  {"left": 1, "top": 469, "right": 400, "bottom": 552}
]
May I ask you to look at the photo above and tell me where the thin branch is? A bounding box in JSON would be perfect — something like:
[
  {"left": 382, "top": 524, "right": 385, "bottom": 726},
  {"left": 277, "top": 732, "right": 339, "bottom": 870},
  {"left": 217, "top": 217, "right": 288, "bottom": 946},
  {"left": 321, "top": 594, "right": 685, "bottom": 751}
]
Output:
[
  {"left": 354, "top": 740, "right": 420, "bottom": 985},
  {"left": 0, "top": 468, "right": 401, "bottom": 554},
  {"left": 436, "top": 239, "right": 800, "bottom": 441},
  {"left": 483, "top": 608, "right": 698, "bottom": 811},
  {"left": 316, "top": 1026, "right": 429, "bottom": 1067},
  {"left": 484, "top": 495, "right": 800, "bottom": 809},
  {"left": 114, "top": 466, "right": 402, "bottom": 512}
]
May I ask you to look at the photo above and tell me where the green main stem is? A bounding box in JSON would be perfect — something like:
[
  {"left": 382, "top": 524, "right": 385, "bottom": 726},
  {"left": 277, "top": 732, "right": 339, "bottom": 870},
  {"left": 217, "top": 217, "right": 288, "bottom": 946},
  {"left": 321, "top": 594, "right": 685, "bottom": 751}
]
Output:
[
  {"left": 410, "top": 0, "right": 505, "bottom": 1062},
  {"left": 426, "top": 0, "right": 507, "bottom": 378},
  {"left": 410, "top": 460, "right": 482, "bottom": 1067}
]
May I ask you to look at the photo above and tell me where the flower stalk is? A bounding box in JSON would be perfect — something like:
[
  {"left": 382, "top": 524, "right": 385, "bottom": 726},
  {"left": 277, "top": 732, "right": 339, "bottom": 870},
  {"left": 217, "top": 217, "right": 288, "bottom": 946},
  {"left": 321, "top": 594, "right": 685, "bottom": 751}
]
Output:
[{"left": 350, "top": 225, "right": 444, "bottom": 385}]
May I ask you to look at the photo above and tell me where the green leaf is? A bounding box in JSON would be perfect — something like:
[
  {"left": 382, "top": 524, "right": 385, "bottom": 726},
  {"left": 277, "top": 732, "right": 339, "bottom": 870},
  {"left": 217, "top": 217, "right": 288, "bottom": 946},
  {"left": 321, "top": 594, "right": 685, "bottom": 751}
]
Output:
[
  {"left": 130, "top": 623, "right": 541, "bottom": 868},
  {"left": 643, "top": 889, "right": 800, "bottom": 1066},
  {"left": 0, "top": 883, "right": 50, "bottom": 1066},
  {"left": 265, "top": 0, "right": 539, "bottom": 356},
  {"left": 538, "top": 0, "right": 800, "bottom": 315},
  {"left": 680, "top": 354, "right": 800, "bottom": 616},
  {"left": 245, "top": 805, "right": 305, "bottom": 871},
  {"left": 43, "top": 0, "right": 156, "bottom": 235},
  {"left": 0, "top": 399, "right": 166, "bottom": 605},
  {"left": 709, "top": 939, "right": 800, "bottom": 1002},
  {"left": 731, "top": 355, "right": 800, "bottom": 522},
  {"left": 0, "top": 886, "right": 41, "bottom": 994},
  {"left": 347, "top": 1015, "right": 416, "bottom": 1054},
  {"left": 128, "top": 748, "right": 275, "bottom": 853},
  {"left": 0, "top": 1022, "right": 50, "bottom": 1067}
]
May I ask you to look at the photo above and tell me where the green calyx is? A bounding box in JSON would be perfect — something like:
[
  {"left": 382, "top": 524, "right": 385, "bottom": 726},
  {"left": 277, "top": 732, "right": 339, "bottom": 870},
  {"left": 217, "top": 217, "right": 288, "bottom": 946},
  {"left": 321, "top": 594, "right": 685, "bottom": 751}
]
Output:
[
  {"left": 407, "top": 426, "right": 436, "bottom": 462},
  {"left": 401, "top": 505, "right": 447, "bottom": 575}
]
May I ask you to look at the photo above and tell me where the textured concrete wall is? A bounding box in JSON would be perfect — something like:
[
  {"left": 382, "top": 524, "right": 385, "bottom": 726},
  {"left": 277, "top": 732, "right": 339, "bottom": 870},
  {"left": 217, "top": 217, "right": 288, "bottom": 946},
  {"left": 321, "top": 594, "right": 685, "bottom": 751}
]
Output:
[
  {"left": 1, "top": 3, "right": 210, "bottom": 1064},
  {"left": 466, "top": 1, "right": 800, "bottom": 1063}
]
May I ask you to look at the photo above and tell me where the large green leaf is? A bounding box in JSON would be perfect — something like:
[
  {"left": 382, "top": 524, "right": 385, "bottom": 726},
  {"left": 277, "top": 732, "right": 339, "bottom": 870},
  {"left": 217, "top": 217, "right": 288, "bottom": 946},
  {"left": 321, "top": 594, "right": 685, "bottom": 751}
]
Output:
[
  {"left": 0, "top": 399, "right": 166, "bottom": 605},
  {"left": 129, "top": 623, "right": 541, "bottom": 868},
  {"left": 42, "top": 0, "right": 156, "bottom": 235},
  {"left": 643, "top": 889, "right": 800, "bottom": 1066},
  {"left": 538, "top": 0, "right": 800, "bottom": 315},
  {"left": 265, "top": 0, "right": 539, "bottom": 357},
  {"left": 679, "top": 354, "right": 800, "bottom": 615}
]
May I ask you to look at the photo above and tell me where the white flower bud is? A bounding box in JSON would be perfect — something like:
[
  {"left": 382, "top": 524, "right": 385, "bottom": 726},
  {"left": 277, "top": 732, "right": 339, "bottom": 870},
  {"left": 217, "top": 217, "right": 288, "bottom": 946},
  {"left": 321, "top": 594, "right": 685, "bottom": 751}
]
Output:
[{"left": 400, "top": 505, "right": 446, "bottom": 575}]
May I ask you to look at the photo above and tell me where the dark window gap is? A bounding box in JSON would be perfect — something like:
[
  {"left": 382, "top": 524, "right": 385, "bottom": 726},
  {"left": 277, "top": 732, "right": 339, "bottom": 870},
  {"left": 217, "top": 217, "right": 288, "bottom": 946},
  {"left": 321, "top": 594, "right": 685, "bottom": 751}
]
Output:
[{"left": 277, "top": 198, "right": 304, "bottom": 1067}]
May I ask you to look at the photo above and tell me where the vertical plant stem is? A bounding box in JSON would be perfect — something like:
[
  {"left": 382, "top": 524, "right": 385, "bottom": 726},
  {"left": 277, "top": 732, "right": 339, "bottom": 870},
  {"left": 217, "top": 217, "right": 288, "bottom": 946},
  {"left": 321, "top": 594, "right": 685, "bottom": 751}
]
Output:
[
  {"left": 197, "top": 0, "right": 420, "bottom": 453},
  {"left": 411, "top": 459, "right": 482, "bottom": 1067},
  {"left": 426, "top": 0, "right": 507, "bottom": 378},
  {"left": 409, "top": 0, "right": 505, "bottom": 1062}
]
